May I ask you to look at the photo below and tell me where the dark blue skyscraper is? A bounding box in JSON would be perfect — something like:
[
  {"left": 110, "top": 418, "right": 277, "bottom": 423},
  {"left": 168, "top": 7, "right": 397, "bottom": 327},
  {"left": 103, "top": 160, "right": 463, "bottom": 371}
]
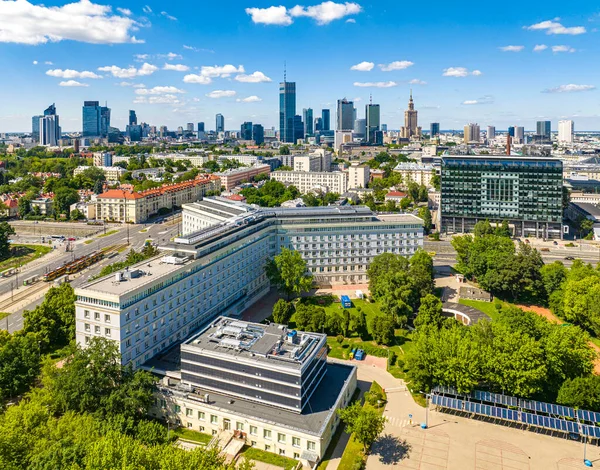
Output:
[
  {"left": 252, "top": 124, "right": 264, "bottom": 145},
  {"left": 321, "top": 109, "right": 331, "bottom": 131},
  {"left": 129, "top": 110, "right": 137, "bottom": 126},
  {"left": 303, "top": 108, "right": 313, "bottom": 137},
  {"left": 279, "top": 79, "right": 296, "bottom": 143},
  {"left": 508, "top": 126, "right": 515, "bottom": 137},
  {"left": 215, "top": 114, "right": 224, "bottom": 133},
  {"left": 241, "top": 121, "right": 253, "bottom": 140},
  {"left": 293, "top": 115, "right": 304, "bottom": 142},
  {"left": 314, "top": 117, "right": 323, "bottom": 132},
  {"left": 430, "top": 122, "right": 440, "bottom": 137},
  {"left": 83, "top": 101, "right": 110, "bottom": 138}
]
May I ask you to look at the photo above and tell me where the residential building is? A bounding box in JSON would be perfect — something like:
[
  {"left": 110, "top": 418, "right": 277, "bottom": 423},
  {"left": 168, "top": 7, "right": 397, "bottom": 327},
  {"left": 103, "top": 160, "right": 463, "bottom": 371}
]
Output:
[
  {"left": 30, "top": 197, "right": 54, "bottom": 215},
  {"left": 93, "top": 152, "right": 113, "bottom": 167},
  {"left": 95, "top": 175, "right": 220, "bottom": 223},
  {"left": 430, "top": 122, "right": 440, "bottom": 137},
  {"left": 336, "top": 99, "right": 354, "bottom": 131},
  {"left": 70, "top": 202, "right": 97, "bottom": 220},
  {"left": 216, "top": 164, "right": 271, "bottom": 190},
  {"left": 440, "top": 156, "right": 563, "bottom": 238},
  {"left": 487, "top": 126, "right": 496, "bottom": 140},
  {"left": 279, "top": 80, "right": 296, "bottom": 143},
  {"left": 271, "top": 171, "right": 348, "bottom": 194},
  {"left": 365, "top": 103, "right": 380, "bottom": 144},
  {"left": 334, "top": 131, "right": 353, "bottom": 153},
  {"left": 400, "top": 91, "right": 421, "bottom": 139},
  {"left": 321, "top": 109, "right": 331, "bottom": 131},
  {"left": 303, "top": 108, "right": 314, "bottom": 137},
  {"left": 74, "top": 165, "right": 126, "bottom": 183},
  {"left": 393, "top": 162, "right": 435, "bottom": 187},
  {"left": 240, "top": 122, "right": 253, "bottom": 140},
  {"left": 558, "top": 120, "right": 574, "bottom": 143},
  {"left": 252, "top": 124, "right": 264, "bottom": 145},
  {"left": 293, "top": 150, "right": 331, "bottom": 173},
  {"left": 347, "top": 164, "right": 370, "bottom": 189},
  {"left": 385, "top": 191, "right": 407, "bottom": 203},
  {"left": 463, "top": 123, "right": 480, "bottom": 143},
  {"left": 216, "top": 114, "right": 225, "bottom": 133}
]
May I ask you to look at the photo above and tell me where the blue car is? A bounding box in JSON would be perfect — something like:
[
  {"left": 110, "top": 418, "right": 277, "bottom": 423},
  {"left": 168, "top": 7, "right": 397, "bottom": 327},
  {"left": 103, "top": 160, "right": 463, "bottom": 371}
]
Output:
[{"left": 355, "top": 349, "right": 365, "bottom": 361}]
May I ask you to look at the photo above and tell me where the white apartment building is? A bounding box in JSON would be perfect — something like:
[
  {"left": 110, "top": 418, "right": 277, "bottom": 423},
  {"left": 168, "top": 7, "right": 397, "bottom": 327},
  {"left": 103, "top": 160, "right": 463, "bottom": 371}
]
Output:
[
  {"left": 74, "top": 165, "right": 126, "bottom": 183},
  {"left": 271, "top": 171, "right": 348, "bottom": 194},
  {"left": 218, "top": 154, "right": 260, "bottom": 166},
  {"left": 75, "top": 203, "right": 424, "bottom": 369},
  {"left": 293, "top": 150, "right": 332, "bottom": 173},
  {"left": 216, "top": 164, "right": 271, "bottom": 191},
  {"left": 558, "top": 120, "right": 575, "bottom": 143},
  {"left": 393, "top": 162, "right": 435, "bottom": 188},
  {"left": 347, "top": 164, "right": 370, "bottom": 189},
  {"left": 181, "top": 197, "right": 255, "bottom": 234}
]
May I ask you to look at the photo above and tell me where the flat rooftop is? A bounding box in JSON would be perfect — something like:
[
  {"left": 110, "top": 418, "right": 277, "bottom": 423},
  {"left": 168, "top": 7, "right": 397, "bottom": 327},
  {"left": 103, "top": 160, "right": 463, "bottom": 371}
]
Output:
[
  {"left": 185, "top": 198, "right": 253, "bottom": 218},
  {"left": 161, "top": 362, "right": 355, "bottom": 435},
  {"left": 183, "top": 317, "right": 326, "bottom": 370}
]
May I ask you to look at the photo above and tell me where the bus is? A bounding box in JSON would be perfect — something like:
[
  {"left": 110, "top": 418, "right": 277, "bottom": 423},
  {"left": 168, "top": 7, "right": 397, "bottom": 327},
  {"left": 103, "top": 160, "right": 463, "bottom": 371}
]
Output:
[{"left": 0, "top": 268, "right": 17, "bottom": 278}]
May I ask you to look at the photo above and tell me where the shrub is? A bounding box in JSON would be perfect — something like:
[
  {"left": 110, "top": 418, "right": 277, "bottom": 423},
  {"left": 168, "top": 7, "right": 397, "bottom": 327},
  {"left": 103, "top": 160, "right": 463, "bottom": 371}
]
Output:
[
  {"left": 387, "top": 350, "right": 397, "bottom": 367},
  {"left": 336, "top": 334, "right": 344, "bottom": 344}
]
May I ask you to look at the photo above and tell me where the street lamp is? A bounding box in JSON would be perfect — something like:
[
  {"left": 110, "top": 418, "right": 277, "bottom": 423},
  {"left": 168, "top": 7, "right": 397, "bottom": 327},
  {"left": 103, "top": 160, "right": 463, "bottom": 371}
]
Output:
[
  {"left": 419, "top": 391, "right": 430, "bottom": 429},
  {"left": 120, "top": 189, "right": 130, "bottom": 246}
]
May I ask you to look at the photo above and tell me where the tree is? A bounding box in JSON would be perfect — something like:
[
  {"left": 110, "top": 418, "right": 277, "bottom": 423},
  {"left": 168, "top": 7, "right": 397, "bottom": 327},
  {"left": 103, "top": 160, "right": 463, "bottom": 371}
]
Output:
[
  {"left": 70, "top": 208, "right": 84, "bottom": 220},
  {"left": 279, "top": 145, "right": 290, "bottom": 155},
  {"left": 370, "top": 314, "right": 395, "bottom": 345},
  {"left": 337, "top": 402, "right": 386, "bottom": 453},
  {"left": 18, "top": 196, "right": 31, "bottom": 217},
  {"left": 0, "top": 330, "right": 41, "bottom": 401},
  {"left": 473, "top": 220, "right": 495, "bottom": 237},
  {"left": 414, "top": 294, "right": 444, "bottom": 329},
  {"left": 367, "top": 253, "right": 409, "bottom": 294},
  {"left": 93, "top": 179, "right": 104, "bottom": 195},
  {"left": 418, "top": 207, "right": 432, "bottom": 233},
  {"left": 53, "top": 187, "right": 79, "bottom": 216},
  {"left": 557, "top": 376, "right": 600, "bottom": 411},
  {"left": 326, "top": 310, "right": 345, "bottom": 335},
  {"left": 350, "top": 310, "right": 367, "bottom": 339},
  {"left": 495, "top": 220, "right": 511, "bottom": 238},
  {"left": 0, "top": 222, "right": 15, "bottom": 259},
  {"left": 265, "top": 248, "right": 313, "bottom": 299},
  {"left": 272, "top": 299, "right": 294, "bottom": 325},
  {"left": 540, "top": 261, "right": 567, "bottom": 298}
]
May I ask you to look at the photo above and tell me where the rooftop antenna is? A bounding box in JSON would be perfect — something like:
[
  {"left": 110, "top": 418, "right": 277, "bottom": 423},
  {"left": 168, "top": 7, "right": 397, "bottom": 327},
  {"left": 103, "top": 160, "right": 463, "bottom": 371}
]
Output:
[
  {"left": 284, "top": 61, "right": 287, "bottom": 83},
  {"left": 370, "top": 93, "right": 372, "bottom": 105}
]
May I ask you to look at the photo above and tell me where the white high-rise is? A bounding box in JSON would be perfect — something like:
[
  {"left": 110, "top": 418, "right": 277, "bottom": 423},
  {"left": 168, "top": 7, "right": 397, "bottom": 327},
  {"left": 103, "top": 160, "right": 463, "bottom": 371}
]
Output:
[
  {"left": 39, "top": 115, "right": 59, "bottom": 146},
  {"left": 558, "top": 120, "right": 574, "bottom": 143},
  {"left": 487, "top": 126, "right": 496, "bottom": 140},
  {"left": 514, "top": 126, "right": 525, "bottom": 144}
]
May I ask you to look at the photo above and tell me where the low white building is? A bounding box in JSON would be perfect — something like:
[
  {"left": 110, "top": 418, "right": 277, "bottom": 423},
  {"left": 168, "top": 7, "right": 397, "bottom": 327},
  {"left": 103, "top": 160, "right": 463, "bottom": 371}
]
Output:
[
  {"left": 271, "top": 171, "right": 348, "bottom": 195},
  {"left": 74, "top": 165, "right": 126, "bottom": 183},
  {"left": 393, "top": 162, "right": 435, "bottom": 188},
  {"left": 181, "top": 197, "right": 256, "bottom": 235},
  {"left": 347, "top": 164, "right": 370, "bottom": 189}
]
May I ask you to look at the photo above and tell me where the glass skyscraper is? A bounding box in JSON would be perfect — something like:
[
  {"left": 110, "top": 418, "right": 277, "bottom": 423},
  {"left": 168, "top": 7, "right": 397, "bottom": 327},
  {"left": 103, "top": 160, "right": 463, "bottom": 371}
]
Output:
[
  {"left": 279, "top": 81, "right": 296, "bottom": 143},
  {"left": 129, "top": 110, "right": 137, "bottom": 126},
  {"left": 83, "top": 101, "right": 110, "bottom": 138},
  {"left": 215, "top": 114, "right": 224, "bottom": 133},
  {"left": 252, "top": 124, "right": 264, "bottom": 145},
  {"left": 321, "top": 109, "right": 330, "bottom": 131},
  {"left": 337, "top": 99, "right": 354, "bottom": 131},
  {"left": 303, "top": 108, "right": 313, "bottom": 137},
  {"left": 441, "top": 156, "right": 563, "bottom": 238},
  {"left": 536, "top": 121, "right": 551, "bottom": 139},
  {"left": 365, "top": 103, "right": 380, "bottom": 144},
  {"left": 430, "top": 122, "right": 440, "bottom": 137},
  {"left": 240, "top": 121, "right": 253, "bottom": 140}
]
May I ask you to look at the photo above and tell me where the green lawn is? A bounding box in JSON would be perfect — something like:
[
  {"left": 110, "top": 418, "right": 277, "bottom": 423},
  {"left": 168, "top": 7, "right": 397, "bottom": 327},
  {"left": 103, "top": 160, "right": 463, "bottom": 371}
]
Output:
[
  {"left": 0, "top": 311, "right": 9, "bottom": 321},
  {"left": 171, "top": 427, "right": 212, "bottom": 445},
  {"left": 0, "top": 244, "right": 52, "bottom": 272},
  {"left": 240, "top": 446, "right": 298, "bottom": 470},
  {"left": 97, "top": 229, "right": 119, "bottom": 238},
  {"left": 458, "top": 299, "right": 501, "bottom": 321},
  {"left": 84, "top": 239, "right": 94, "bottom": 245}
]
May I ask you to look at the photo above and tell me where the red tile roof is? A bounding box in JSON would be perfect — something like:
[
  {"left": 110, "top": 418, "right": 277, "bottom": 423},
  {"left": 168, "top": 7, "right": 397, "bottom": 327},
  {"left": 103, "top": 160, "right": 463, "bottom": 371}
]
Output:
[
  {"left": 97, "top": 175, "right": 220, "bottom": 200},
  {"left": 386, "top": 191, "right": 407, "bottom": 197}
]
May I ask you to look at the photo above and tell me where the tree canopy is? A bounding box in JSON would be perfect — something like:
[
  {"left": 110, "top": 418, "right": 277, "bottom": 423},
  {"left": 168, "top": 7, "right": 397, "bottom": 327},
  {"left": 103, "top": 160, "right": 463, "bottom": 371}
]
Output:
[{"left": 265, "top": 248, "right": 313, "bottom": 299}]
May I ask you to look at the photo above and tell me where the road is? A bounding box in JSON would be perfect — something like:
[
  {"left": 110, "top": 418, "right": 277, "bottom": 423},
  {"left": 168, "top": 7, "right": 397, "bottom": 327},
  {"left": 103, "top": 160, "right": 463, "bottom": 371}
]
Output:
[{"left": 0, "top": 220, "right": 181, "bottom": 333}]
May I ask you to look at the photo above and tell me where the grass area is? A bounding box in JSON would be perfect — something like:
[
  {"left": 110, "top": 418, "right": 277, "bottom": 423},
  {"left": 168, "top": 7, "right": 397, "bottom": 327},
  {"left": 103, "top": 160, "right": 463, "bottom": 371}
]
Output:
[
  {"left": 0, "top": 244, "right": 52, "bottom": 272},
  {"left": 240, "top": 446, "right": 298, "bottom": 470},
  {"left": 171, "top": 427, "right": 212, "bottom": 445},
  {"left": 97, "top": 229, "right": 119, "bottom": 238},
  {"left": 140, "top": 228, "right": 148, "bottom": 233},
  {"left": 338, "top": 382, "right": 386, "bottom": 470},
  {"left": 459, "top": 298, "right": 502, "bottom": 321},
  {"left": 84, "top": 239, "right": 94, "bottom": 245},
  {"left": 0, "top": 312, "right": 9, "bottom": 321}
]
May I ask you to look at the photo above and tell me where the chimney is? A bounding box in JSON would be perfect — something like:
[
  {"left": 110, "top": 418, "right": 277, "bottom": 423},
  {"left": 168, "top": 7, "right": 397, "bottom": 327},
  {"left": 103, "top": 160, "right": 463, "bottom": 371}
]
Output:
[{"left": 506, "top": 134, "right": 511, "bottom": 155}]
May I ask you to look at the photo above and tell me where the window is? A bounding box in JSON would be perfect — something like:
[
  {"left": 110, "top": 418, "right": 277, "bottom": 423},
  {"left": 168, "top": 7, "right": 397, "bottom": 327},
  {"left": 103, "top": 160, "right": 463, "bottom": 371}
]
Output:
[
  {"left": 174, "top": 405, "right": 181, "bottom": 413},
  {"left": 236, "top": 422, "right": 244, "bottom": 431},
  {"left": 84, "top": 323, "right": 90, "bottom": 332},
  {"left": 105, "top": 328, "right": 111, "bottom": 337},
  {"left": 84, "top": 336, "right": 90, "bottom": 344},
  {"left": 185, "top": 408, "right": 193, "bottom": 417},
  {"left": 94, "top": 326, "right": 100, "bottom": 334},
  {"left": 251, "top": 441, "right": 257, "bottom": 447},
  {"left": 210, "top": 415, "right": 218, "bottom": 424},
  {"left": 263, "top": 429, "right": 272, "bottom": 440},
  {"left": 104, "top": 314, "right": 111, "bottom": 323},
  {"left": 212, "top": 430, "right": 218, "bottom": 436},
  {"left": 278, "top": 433, "right": 286, "bottom": 444},
  {"left": 199, "top": 426, "right": 205, "bottom": 432},
  {"left": 250, "top": 425, "right": 257, "bottom": 436},
  {"left": 84, "top": 310, "right": 90, "bottom": 319},
  {"left": 198, "top": 411, "right": 205, "bottom": 420},
  {"left": 294, "top": 453, "right": 300, "bottom": 459},
  {"left": 292, "top": 437, "right": 300, "bottom": 448},
  {"left": 279, "top": 449, "right": 286, "bottom": 456},
  {"left": 94, "top": 312, "right": 100, "bottom": 320},
  {"left": 187, "top": 422, "right": 192, "bottom": 428},
  {"left": 307, "top": 441, "right": 316, "bottom": 451},
  {"left": 265, "top": 444, "right": 271, "bottom": 451}
]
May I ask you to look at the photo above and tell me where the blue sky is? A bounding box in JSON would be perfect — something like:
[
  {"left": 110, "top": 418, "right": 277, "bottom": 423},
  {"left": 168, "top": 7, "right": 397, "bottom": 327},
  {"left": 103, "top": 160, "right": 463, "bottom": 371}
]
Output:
[{"left": 0, "top": 0, "right": 599, "bottom": 132}]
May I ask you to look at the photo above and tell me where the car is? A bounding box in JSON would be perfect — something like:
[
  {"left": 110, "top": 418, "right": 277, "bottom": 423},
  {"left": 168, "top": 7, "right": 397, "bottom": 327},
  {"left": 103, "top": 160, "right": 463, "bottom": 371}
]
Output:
[
  {"left": 565, "top": 256, "right": 575, "bottom": 261},
  {"left": 68, "top": 237, "right": 76, "bottom": 241},
  {"left": 553, "top": 241, "right": 558, "bottom": 245}
]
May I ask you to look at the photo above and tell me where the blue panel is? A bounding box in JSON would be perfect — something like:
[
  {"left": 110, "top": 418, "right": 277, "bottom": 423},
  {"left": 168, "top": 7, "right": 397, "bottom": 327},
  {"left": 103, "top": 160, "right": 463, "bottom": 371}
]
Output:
[
  {"left": 521, "top": 412, "right": 529, "bottom": 424},
  {"left": 473, "top": 403, "right": 481, "bottom": 414},
  {"left": 543, "top": 417, "right": 551, "bottom": 429},
  {"left": 482, "top": 405, "right": 492, "bottom": 416},
  {"left": 594, "top": 427, "right": 600, "bottom": 438},
  {"left": 501, "top": 408, "right": 508, "bottom": 419},
  {"left": 548, "top": 418, "right": 558, "bottom": 430}
]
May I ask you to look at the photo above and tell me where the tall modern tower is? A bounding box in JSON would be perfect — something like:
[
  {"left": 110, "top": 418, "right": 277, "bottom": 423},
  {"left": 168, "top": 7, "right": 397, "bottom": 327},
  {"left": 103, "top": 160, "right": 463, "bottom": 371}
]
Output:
[
  {"left": 240, "top": 122, "right": 253, "bottom": 140},
  {"left": 33, "top": 103, "right": 60, "bottom": 143},
  {"left": 129, "top": 110, "right": 137, "bottom": 126},
  {"left": 365, "top": 101, "right": 380, "bottom": 144},
  {"left": 430, "top": 122, "right": 440, "bottom": 137},
  {"left": 216, "top": 114, "right": 225, "bottom": 133},
  {"left": 83, "top": 101, "right": 110, "bottom": 138},
  {"left": 487, "top": 126, "right": 496, "bottom": 140},
  {"left": 400, "top": 91, "right": 420, "bottom": 139},
  {"left": 536, "top": 121, "right": 551, "bottom": 139},
  {"left": 279, "top": 71, "right": 296, "bottom": 143},
  {"left": 321, "top": 109, "right": 331, "bottom": 131},
  {"left": 303, "top": 108, "right": 314, "bottom": 137},
  {"left": 252, "top": 124, "right": 264, "bottom": 145},
  {"left": 558, "top": 120, "right": 574, "bottom": 143},
  {"left": 336, "top": 99, "right": 354, "bottom": 131},
  {"left": 463, "top": 123, "right": 481, "bottom": 143}
]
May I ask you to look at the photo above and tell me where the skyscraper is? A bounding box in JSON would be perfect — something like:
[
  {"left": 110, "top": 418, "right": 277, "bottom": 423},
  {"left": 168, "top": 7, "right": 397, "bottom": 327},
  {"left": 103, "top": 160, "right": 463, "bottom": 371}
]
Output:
[
  {"left": 558, "top": 120, "right": 574, "bottom": 143},
  {"left": 252, "top": 124, "right": 264, "bottom": 145},
  {"left": 129, "top": 110, "right": 137, "bottom": 126},
  {"left": 536, "top": 121, "right": 551, "bottom": 139},
  {"left": 303, "top": 108, "right": 314, "bottom": 137},
  {"left": 314, "top": 117, "right": 323, "bottom": 132},
  {"left": 82, "top": 101, "right": 110, "bottom": 138},
  {"left": 354, "top": 119, "right": 366, "bottom": 140},
  {"left": 293, "top": 115, "right": 304, "bottom": 142},
  {"left": 337, "top": 98, "right": 354, "bottom": 131},
  {"left": 216, "top": 114, "right": 225, "bottom": 133},
  {"left": 400, "top": 91, "right": 421, "bottom": 139},
  {"left": 197, "top": 122, "right": 205, "bottom": 139},
  {"left": 279, "top": 79, "right": 296, "bottom": 143},
  {"left": 508, "top": 126, "right": 515, "bottom": 137},
  {"left": 32, "top": 115, "right": 42, "bottom": 142},
  {"left": 39, "top": 115, "right": 59, "bottom": 146},
  {"left": 463, "top": 123, "right": 481, "bottom": 143},
  {"left": 240, "top": 121, "right": 253, "bottom": 140},
  {"left": 514, "top": 126, "right": 524, "bottom": 144},
  {"left": 487, "top": 126, "right": 496, "bottom": 140},
  {"left": 321, "top": 109, "right": 331, "bottom": 131},
  {"left": 365, "top": 102, "right": 380, "bottom": 144},
  {"left": 430, "top": 122, "right": 440, "bottom": 137},
  {"left": 186, "top": 123, "right": 194, "bottom": 133}
]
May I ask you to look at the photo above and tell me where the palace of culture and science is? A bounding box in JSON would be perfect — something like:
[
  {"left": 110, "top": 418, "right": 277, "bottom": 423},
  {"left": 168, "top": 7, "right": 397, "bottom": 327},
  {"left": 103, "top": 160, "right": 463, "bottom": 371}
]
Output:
[{"left": 400, "top": 91, "right": 422, "bottom": 139}]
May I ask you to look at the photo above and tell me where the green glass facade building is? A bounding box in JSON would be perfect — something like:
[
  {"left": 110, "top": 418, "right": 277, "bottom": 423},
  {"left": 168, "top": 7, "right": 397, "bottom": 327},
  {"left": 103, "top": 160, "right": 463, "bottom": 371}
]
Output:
[{"left": 441, "top": 156, "right": 563, "bottom": 238}]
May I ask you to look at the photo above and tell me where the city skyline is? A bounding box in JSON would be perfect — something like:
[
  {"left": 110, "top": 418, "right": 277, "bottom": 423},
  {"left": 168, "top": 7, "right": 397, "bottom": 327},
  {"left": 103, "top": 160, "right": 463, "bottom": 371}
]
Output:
[{"left": 1, "top": 1, "right": 600, "bottom": 132}]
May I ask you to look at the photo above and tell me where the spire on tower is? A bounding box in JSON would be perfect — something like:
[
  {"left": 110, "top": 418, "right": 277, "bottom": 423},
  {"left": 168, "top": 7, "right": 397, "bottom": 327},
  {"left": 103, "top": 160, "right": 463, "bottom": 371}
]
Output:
[
  {"left": 284, "top": 61, "right": 287, "bottom": 83},
  {"left": 370, "top": 93, "right": 372, "bottom": 105}
]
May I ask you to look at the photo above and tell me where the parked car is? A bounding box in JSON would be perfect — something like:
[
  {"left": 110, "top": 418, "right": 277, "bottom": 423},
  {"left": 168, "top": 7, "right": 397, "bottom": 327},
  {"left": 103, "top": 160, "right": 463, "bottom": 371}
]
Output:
[
  {"left": 565, "top": 256, "right": 575, "bottom": 261},
  {"left": 553, "top": 241, "right": 558, "bottom": 245}
]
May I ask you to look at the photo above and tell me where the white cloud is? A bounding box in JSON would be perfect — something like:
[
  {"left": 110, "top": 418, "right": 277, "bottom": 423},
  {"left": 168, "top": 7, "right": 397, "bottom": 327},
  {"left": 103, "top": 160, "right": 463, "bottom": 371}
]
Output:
[
  {"left": 133, "top": 83, "right": 146, "bottom": 88},
  {"left": 245, "top": 6, "right": 292, "bottom": 25},
  {"left": 98, "top": 63, "right": 158, "bottom": 78},
  {"left": 46, "top": 68, "right": 102, "bottom": 79},
  {"left": 552, "top": 45, "right": 576, "bottom": 53},
  {"left": 353, "top": 81, "right": 397, "bottom": 88},
  {"left": 134, "top": 94, "right": 182, "bottom": 105},
  {"left": 206, "top": 90, "right": 237, "bottom": 98},
  {"left": 32, "top": 60, "right": 38, "bottom": 65},
  {"left": 352, "top": 97, "right": 362, "bottom": 102},
  {"left": 163, "top": 63, "right": 190, "bottom": 72},
  {"left": 183, "top": 45, "right": 214, "bottom": 53},
  {"left": 346, "top": 18, "right": 355, "bottom": 23},
  {"left": 235, "top": 71, "right": 272, "bottom": 83},
  {"left": 117, "top": 81, "right": 134, "bottom": 86},
  {"left": 461, "top": 95, "right": 494, "bottom": 105},
  {"left": 543, "top": 84, "right": 596, "bottom": 93},
  {"left": 409, "top": 79, "right": 427, "bottom": 85},
  {"left": 135, "top": 86, "right": 185, "bottom": 95},
  {"left": 200, "top": 64, "right": 244, "bottom": 77},
  {"left": 350, "top": 61, "right": 374, "bottom": 72},
  {"left": 183, "top": 74, "right": 212, "bottom": 84},
  {"left": 59, "top": 80, "right": 88, "bottom": 87},
  {"left": 236, "top": 96, "right": 262, "bottom": 102},
  {"left": 533, "top": 44, "right": 548, "bottom": 52},
  {"left": 164, "top": 52, "right": 182, "bottom": 60},
  {"left": 289, "top": 2, "right": 362, "bottom": 25},
  {"left": 161, "top": 11, "right": 177, "bottom": 21},
  {"left": 117, "top": 7, "right": 132, "bottom": 15},
  {"left": 526, "top": 19, "right": 586, "bottom": 35},
  {"left": 443, "top": 67, "right": 482, "bottom": 77},
  {"left": 499, "top": 45, "right": 524, "bottom": 52},
  {"left": 0, "top": 0, "right": 143, "bottom": 45},
  {"left": 134, "top": 54, "right": 149, "bottom": 61},
  {"left": 379, "top": 60, "right": 413, "bottom": 71},
  {"left": 142, "top": 5, "right": 152, "bottom": 14}
]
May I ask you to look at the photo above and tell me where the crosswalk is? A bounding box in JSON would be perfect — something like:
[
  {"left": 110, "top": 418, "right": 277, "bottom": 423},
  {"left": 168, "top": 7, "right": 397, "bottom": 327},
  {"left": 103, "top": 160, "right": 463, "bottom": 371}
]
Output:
[{"left": 384, "top": 415, "right": 413, "bottom": 428}]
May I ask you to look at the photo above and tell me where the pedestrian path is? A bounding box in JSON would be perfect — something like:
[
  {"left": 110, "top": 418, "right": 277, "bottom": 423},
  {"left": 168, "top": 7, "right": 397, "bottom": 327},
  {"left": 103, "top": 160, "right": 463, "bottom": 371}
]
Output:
[{"left": 384, "top": 415, "right": 413, "bottom": 429}]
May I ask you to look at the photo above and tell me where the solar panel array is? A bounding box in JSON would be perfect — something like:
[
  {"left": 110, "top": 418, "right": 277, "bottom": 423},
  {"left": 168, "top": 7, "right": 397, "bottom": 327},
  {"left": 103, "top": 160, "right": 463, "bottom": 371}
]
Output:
[{"left": 431, "top": 386, "right": 600, "bottom": 438}]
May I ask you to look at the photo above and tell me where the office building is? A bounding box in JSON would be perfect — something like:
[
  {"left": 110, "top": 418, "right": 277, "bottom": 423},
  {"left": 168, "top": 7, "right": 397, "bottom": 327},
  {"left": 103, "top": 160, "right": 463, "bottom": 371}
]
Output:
[
  {"left": 463, "top": 123, "right": 480, "bottom": 143},
  {"left": 216, "top": 114, "right": 225, "bottom": 133},
  {"left": 159, "top": 126, "right": 167, "bottom": 138},
  {"left": 293, "top": 150, "right": 331, "bottom": 173},
  {"left": 240, "top": 122, "right": 253, "bottom": 141},
  {"left": 129, "top": 110, "right": 137, "bottom": 126},
  {"left": 31, "top": 115, "right": 41, "bottom": 142},
  {"left": 93, "top": 152, "right": 113, "bottom": 167},
  {"left": 127, "top": 124, "right": 142, "bottom": 142},
  {"left": 430, "top": 122, "right": 440, "bottom": 137},
  {"left": 294, "top": 115, "right": 304, "bottom": 142},
  {"left": 303, "top": 108, "right": 314, "bottom": 137},
  {"left": 487, "top": 126, "right": 496, "bottom": 140},
  {"left": 558, "top": 120, "right": 574, "bottom": 143},
  {"left": 314, "top": 117, "right": 323, "bottom": 132},
  {"left": 216, "top": 164, "right": 271, "bottom": 190},
  {"left": 508, "top": 126, "right": 515, "bottom": 137},
  {"left": 39, "top": 115, "right": 59, "bottom": 146},
  {"left": 441, "top": 156, "right": 563, "bottom": 238},
  {"left": 381, "top": 124, "right": 388, "bottom": 132},
  {"left": 400, "top": 91, "right": 421, "bottom": 139},
  {"left": 271, "top": 171, "right": 348, "bottom": 194},
  {"left": 348, "top": 164, "right": 370, "bottom": 189},
  {"left": 334, "top": 131, "right": 353, "bottom": 153},
  {"left": 252, "top": 124, "right": 264, "bottom": 145},
  {"left": 280, "top": 80, "right": 296, "bottom": 143},
  {"left": 353, "top": 119, "right": 366, "bottom": 140},
  {"left": 336, "top": 99, "right": 354, "bottom": 131},
  {"left": 83, "top": 101, "right": 110, "bottom": 138},
  {"left": 321, "top": 109, "right": 331, "bottom": 131},
  {"left": 197, "top": 122, "right": 205, "bottom": 139},
  {"left": 514, "top": 127, "right": 524, "bottom": 144},
  {"left": 537, "top": 121, "right": 551, "bottom": 139},
  {"left": 365, "top": 103, "right": 380, "bottom": 144}
]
